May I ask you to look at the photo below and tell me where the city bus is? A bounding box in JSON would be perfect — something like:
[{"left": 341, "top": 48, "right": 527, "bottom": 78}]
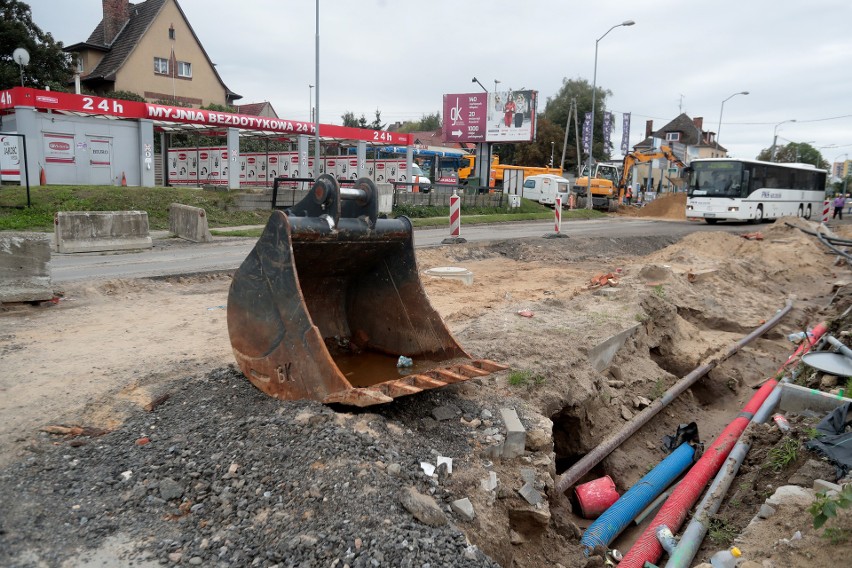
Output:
[{"left": 685, "top": 159, "right": 826, "bottom": 224}]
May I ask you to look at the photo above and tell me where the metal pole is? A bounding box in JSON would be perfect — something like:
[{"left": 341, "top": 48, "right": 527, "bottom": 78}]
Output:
[
  {"left": 716, "top": 91, "right": 748, "bottom": 153},
  {"left": 309, "top": 84, "right": 314, "bottom": 122},
  {"left": 314, "top": 0, "right": 320, "bottom": 179},
  {"left": 585, "top": 21, "right": 635, "bottom": 210},
  {"left": 771, "top": 119, "right": 795, "bottom": 162},
  {"left": 21, "top": 133, "right": 31, "bottom": 207},
  {"left": 560, "top": 100, "right": 572, "bottom": 172}
]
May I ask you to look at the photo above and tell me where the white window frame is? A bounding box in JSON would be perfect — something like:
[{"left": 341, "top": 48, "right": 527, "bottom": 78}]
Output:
[
  {"left": 154, "top": 57, "right": 169, "bottom": 75},
  {"left": 177, "top": 61, "right": 192, "bottom": 78},
  {"left": 666, "top": 132, "right": 680, "bottom": 142}
]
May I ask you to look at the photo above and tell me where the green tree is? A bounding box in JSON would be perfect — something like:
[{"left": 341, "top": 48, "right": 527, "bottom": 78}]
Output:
[
  {"left": 396, "top": 112, "right": 442, "bottom": 133},
  {"left": 510, "top": 117, "right": 564, "bottom": 168},
  {"left": 341, "top": 111, "right": 369, "bottom": 128},
  {"left": 369, "top": 109, "right": 385, "bottom": 131},
  {"left": 756, "top": 142, "right": 828, "bottom": 169},
  {"left": 543, "top": 77, "right": 612, "bottom": 171},
  {"left": 0, "top": 0, "right": 74, "bottom": 89}
]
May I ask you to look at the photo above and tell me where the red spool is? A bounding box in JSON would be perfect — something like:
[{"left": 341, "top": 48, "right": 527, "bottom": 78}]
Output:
[{"left": 575, "top": 475, "right": 620, "bottom": 519}]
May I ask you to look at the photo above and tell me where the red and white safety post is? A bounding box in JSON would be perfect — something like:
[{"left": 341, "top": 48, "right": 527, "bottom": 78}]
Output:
[
  {"left": 554, "top": 196, "right": 563, "bottom": 234},
  {"left": 822, "top": 199, "right": 830, "bottom": 224},
  {"left": 449, "top": 190, "right": 461, "bottom": 237}
]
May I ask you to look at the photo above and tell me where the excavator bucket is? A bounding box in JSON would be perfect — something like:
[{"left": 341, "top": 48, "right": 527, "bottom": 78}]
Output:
[{"left": 227, "top": 175, "right": 507, "bottom": 407}]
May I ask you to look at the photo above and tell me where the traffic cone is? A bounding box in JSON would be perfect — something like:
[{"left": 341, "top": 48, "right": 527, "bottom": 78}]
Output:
[
  {"left": 121, "top": 171, "right": 127, "bottom": 187},
  {"left": 39, "top": 166, "right": 46, "bottom": 185}
]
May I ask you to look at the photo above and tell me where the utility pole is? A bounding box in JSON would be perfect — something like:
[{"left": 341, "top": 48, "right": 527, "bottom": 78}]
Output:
[{"left": 560, "top": 99, "right": 574, "bottom": 173}]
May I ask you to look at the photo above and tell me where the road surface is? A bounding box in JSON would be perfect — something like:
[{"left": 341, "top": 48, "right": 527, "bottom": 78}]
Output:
[{"left": 49, "top": 217, "right": 747, "bottom": 283}]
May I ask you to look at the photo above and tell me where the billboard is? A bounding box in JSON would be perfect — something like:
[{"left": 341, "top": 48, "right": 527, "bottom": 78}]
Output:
[{"left": 444, "top": 90, "right": 537, "bottom": 143}]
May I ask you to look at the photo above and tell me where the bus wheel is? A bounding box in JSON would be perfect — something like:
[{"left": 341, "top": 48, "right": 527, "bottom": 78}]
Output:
[
  {"left": 705, "top": 218, "right": 718, "bottom": 225},
  {"left": 797, "top": 205, "right": 804, "bottom": 218},
  {"left": 805, "top": 205, "right": 812, "bottom": 220},
  {"left": 751, "top": 205, "right": 764, "bottom": 224}
]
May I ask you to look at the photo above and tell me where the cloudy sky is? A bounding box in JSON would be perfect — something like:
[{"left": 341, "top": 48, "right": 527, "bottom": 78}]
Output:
[{"left": 26, "top": 0, "right": 852, "bottom": 165}]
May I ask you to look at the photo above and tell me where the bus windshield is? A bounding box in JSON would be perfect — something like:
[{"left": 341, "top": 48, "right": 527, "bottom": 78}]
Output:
[{"left": 687, "top": 161, "right": 744, "bottom": 198}]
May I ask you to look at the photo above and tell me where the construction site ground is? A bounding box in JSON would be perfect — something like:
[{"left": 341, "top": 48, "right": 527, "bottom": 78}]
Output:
[{"left": 1, "top": 194, "right": 851, "bottom": 567}]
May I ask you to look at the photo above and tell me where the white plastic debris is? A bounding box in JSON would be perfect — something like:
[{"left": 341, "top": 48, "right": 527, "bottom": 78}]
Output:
[
  {"left": 436, "top": 456, "right": 453, "bottom": 475},
  {"left": 420, "top": 462, "right": 436, "bottom": 476}
]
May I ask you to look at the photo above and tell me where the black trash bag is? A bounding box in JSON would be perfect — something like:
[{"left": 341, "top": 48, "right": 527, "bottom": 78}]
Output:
[
  {"left": 662, "top": 421, "right": 701, "bottom": 457},
  {"left": 805, "top": 402, "right": 852, "bottom": 480}
]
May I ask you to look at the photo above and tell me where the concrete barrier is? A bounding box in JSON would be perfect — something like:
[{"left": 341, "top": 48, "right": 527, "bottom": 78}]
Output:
[
  {"left": 169, "top": 203, "right": 213, "bottom": 243},
  {"left": 0, "top": 232, "right": 53, "bottom": 303},
  {"left": 54, "top": 211, "right": 152, "bottom": 253}
]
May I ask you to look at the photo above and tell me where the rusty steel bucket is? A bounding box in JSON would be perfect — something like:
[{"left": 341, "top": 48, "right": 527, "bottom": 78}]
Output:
[{"left": 227, "top": 174, "right": 507, "bottom": 407}]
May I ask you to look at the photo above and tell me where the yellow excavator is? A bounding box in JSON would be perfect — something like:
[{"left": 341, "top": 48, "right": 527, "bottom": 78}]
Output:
[{"left": 572, "top": 146, "right": 686, "bottom": 210}]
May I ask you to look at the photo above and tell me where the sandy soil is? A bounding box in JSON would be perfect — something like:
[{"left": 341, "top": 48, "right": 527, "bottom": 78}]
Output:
[{"left": 2, "top": 208, "right": 851, "bottom": 567}]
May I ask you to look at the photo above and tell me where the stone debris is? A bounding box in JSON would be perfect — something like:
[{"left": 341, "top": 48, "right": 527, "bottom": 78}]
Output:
[
  {"left": 500, "top": 408, "right": 526, "bottom": 459},
  {"left": 431, "top": 403, "right": 461, "bottom": 422},
  {"left": 398, "top": 487, "right": 447, "bottom": 527},
  {"left": 451, "top": 498, "right": 476, "bottom": 521},
  {"left": 481, "top": 471, "right": 498, "bottom": 492},
  {"left": 518, "top": 483, "right": 543, "bottom": 506}
]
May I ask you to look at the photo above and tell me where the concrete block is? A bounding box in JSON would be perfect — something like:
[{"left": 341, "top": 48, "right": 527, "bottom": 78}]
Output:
[
  {"left": 500, "top": 408, "right": 526, "bottom": 459},
  {"left": 377, "top": 183, "right": 393, "bottom": 214},
  {"left": 54, "top": 211, "right": 152, "bottom": 253},
  {"left": 451, "top": 497, "right": 476, "bottom": 521},
  {"left": 765, "top": 485, "right": 815, "bottom": 508},
  {"left": 169, "top": 203, "right": 213, "bottom": 243},
  {"left": 0, "top": 232, "right": 53, "bottom": 302},
  {"left": 588, "top": 324, "right": 641, "bottom": 372},
  {"left": 778, "top": 382, "right": 852, "bottom": 415},
  {"left": 518, "top": 482, "right": 543, "bottom": 505},
  {"left": 481, "top": 471, "right": 498, "bottom": 492},
  {"left": 813, "top": 479, "right": 842, "bottom": 494}
]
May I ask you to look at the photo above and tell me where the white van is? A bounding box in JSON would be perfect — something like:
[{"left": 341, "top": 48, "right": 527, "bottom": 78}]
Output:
[
  {"left": 521, "top": 174, "right": 570, "bottom": 206},
  {"left": 410, "top": 163, "right": 432, "bottom": 193}
]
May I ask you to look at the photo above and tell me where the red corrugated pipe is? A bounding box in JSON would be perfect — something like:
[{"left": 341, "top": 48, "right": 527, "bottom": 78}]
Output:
[{"left": 618, "top": 321, "right": 827, "bottom": 568}]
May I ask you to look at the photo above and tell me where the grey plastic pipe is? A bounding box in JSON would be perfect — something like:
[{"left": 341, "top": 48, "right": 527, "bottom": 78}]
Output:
[
  {"left": 662, "top": 381, "right": 784, "bottom": 568},
  {"left": 555, "top": 299, "right": 793, "bottom": 495}
]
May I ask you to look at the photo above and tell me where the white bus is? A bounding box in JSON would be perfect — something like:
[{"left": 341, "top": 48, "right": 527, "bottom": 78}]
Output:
[{"left": 685, "top": 159, "right": 826, "bottom": 224}]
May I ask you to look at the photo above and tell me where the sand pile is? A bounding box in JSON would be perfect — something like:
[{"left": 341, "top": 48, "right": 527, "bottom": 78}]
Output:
[{"left": 635, "top": 192, "right": 687, "bottom": 220}]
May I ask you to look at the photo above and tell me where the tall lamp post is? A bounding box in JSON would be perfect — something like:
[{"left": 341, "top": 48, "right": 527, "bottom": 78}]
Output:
[
  {"left": 586, "top": 19, "right": 635, "bottom": 209},
  {"left": 471, "top": 77, "right": 488, "bottom": 92},
  {"left": 313, "top": 0, "right": 320, "bottom": 178},
  {"left": 771, "top": 119, "right": 796, "bottom": 162},
  {"left": 716, "top": 91, "right": 748, "bottom": 150},
  {"left": 308, "top": 84, "right": 314, "bottom": 122}
]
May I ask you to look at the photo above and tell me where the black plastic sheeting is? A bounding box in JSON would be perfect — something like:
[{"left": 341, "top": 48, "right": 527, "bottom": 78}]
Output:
[{"left": 805, "top": 402, "right": 852, "bottom": 480}]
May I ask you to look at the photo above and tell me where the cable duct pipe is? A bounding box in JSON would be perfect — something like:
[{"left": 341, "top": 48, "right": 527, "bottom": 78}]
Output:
[
  {"left": 662, "top": 382, "right": 783, "bottom": 568},
  {"left": 555, "top": 299, "right": 793, "bottom": 495},
  {"left": 580, "top": 442, "right": 696, "bottom": 554},
  {"left": 622, "top": 319, "right": 826, "bottom": 568}
]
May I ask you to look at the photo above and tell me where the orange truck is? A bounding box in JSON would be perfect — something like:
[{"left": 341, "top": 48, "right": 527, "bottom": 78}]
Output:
[{"left": 459, "top": 155, "right": 562, "bottom": 188}]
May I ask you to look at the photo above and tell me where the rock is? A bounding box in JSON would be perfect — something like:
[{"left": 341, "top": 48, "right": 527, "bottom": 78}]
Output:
[
  {"left": 509, "top": 530, "right": 525, "bottom": 545},
  {"left": 188, "top": 557, "right": 203, "bottom": 566},
  {"left": 480, "top": 409, "right": 493, "bottom": 420},
  {"left": 387, "top": 463, "right": 401, "bottom": 476},
  {"left": 159, "top": 478, "right": 184, "bottom": 501},
  {"left": 525, "top": 428, "right": 551, "bottom": 452},
  {"left": 518, "top": 482, "right": 543, "bottom": 506},
  {"left": 765, "top": 485, "right": 815, "bottom": 508},
  {"left": 813, "top": 479, "right": 842, "bottom": 494},
  {"left": 481, "top": 471, "right": 498, "bottom": 492},
  {"left": 450, "top": 498, "right": 476, "bottom": 521},
  {"left": 758, "top": 503, "right": 776, "bottom": 519},
  {"left": 633, "top": 395, "right": 652, "bottom": 409},
  {"left": 508, "top": 506, "right": 551, "bottom": 528},
  {"left": 500, "top": 408, "right": 527, "bottom": 459},
  {"left": 820, "top": 374, "right": 839, "bottom": 388},
  {"left": 432, "top": 404, "right": 461, "bottom": 421},
  {"left": 607, "top": 380, "right": 625, "bottom": 389},
  {"left": 621, "top": 405, "right": 634, "bottom": 420},
  {"left": 520, "top": 468, "right": 536, "bottom": 485},
  {"left": 398, "top": 487, "right": 447, "bottom": 527},
  {"left": 788, "top": 459, "right": 836, "bottom": 487},
  {"left": 168, "top": 552, "right": 182, "bottom": 563},
  {"left": 739, "top": 562, "right": 762, "bottom": 568}
]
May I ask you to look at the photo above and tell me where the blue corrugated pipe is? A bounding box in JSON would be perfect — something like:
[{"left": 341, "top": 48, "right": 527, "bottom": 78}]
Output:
[{"left": 580, "top": 441, "right": 696, "bottom": 555}]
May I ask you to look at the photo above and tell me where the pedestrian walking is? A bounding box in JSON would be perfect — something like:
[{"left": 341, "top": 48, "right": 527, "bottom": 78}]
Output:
[{"left": 833, "top": 193, "right": 846, "bottom": 220}]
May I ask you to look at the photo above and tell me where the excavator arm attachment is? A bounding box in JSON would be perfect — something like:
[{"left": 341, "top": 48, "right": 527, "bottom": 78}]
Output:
[{"left": 227, "top": 175, "right": 507, "bottom": 406}]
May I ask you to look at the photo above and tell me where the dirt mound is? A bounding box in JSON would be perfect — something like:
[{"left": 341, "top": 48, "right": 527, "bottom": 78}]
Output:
[{"left": 635, "top": 192, "right": 687, "bottom": 220}]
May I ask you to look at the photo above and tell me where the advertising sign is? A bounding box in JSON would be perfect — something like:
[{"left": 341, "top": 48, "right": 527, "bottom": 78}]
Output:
[
  {"left": 485, "top": 90, "right": 537, "bottom": 143},
  {"left": 43, "top": 132, "right": 75, "bottom": 164},
  {"left": 1, "top": 134, "right": 20, "bottom": 181},
  {"left": 443, "top": 93, "right": 488, "bottom": 143}
]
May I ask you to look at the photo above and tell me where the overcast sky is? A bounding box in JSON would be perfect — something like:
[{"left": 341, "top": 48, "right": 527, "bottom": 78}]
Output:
[{"left": 26, "top": 0, "right": 852, "bottom": 165}]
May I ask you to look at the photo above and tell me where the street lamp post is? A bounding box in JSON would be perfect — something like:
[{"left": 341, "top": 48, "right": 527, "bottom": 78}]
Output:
[
  {"left": 494, "top": 79, "right": 501, "bottom": 94},
  {"left": 471, "top": 77, "right": 488, "bottom": 93},
  {"left": 308, "top": 84, "right": 314, "bottom": 122},
  {"left": 586, "top": 20, "right": 635, "bottom": 209},
  {"left": 771, "top": 119, "right": 796, "bottom": 162},
  {"left": 716, "top": 91, "right": 749, "bottom": 150},
  {"left": 314, "top": 0, "right": 320, "bottom": 178}
]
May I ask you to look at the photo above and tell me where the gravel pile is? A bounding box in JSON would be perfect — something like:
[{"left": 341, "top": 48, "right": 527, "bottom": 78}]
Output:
[{"left": 0, "top": 367, "right": 499, "bottom": 567}]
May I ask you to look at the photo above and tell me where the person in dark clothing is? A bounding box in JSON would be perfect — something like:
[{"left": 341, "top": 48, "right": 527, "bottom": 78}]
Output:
[{"left": 834, "top": 194, "right": 846, "bottom": 220}]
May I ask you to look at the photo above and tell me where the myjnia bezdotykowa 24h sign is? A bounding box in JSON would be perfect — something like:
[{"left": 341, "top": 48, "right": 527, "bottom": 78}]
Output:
[{"left": 443, "top": 90, "right": 538, "bottom": 144}]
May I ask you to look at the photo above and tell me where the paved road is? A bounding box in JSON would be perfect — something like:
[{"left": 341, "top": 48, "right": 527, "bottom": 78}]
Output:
[{"left": 49, "top": 217, "right": 749, "bottom": 283}]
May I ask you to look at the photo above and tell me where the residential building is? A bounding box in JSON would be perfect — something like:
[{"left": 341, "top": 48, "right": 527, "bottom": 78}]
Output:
[
  {"left": 631, "top": 113, "right": 726, "bottom": 193},
  {"left": 233, "top": 102, "right": 278, "bottom": 119},
  {"left": 64, "top": 0, "right": 240, "bottom": 108}
]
